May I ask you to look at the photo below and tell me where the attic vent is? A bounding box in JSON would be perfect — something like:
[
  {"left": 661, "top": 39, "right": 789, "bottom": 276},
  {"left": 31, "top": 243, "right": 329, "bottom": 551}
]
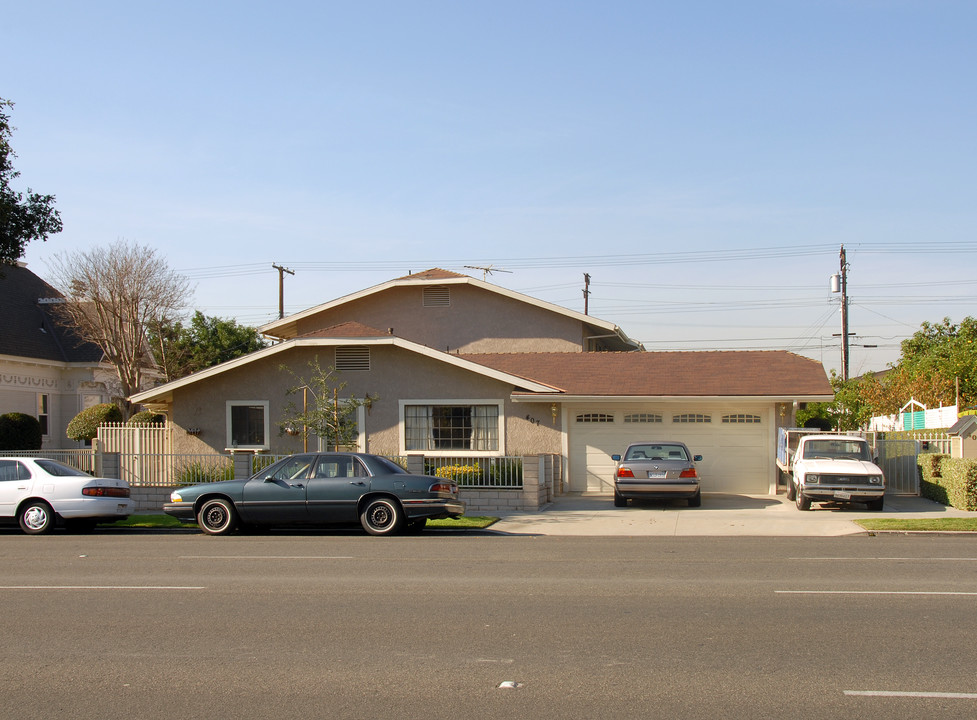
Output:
[
  {"left": 423, "top": 285, "right": 450, "bottom": 307},
  {"left": 335, "top": 346, "right": 370, "bottom": 371}
]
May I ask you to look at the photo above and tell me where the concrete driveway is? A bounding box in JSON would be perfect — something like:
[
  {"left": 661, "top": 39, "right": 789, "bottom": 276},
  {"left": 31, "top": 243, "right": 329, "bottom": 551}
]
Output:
[{"left": 488, "top": 493, "right": 977, "bottom": 536}]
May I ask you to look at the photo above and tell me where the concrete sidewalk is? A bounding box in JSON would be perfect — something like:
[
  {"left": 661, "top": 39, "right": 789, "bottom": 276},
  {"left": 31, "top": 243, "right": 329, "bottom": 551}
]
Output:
[{"left": 488, "top": 493, "right": 977, "bottom": 536}]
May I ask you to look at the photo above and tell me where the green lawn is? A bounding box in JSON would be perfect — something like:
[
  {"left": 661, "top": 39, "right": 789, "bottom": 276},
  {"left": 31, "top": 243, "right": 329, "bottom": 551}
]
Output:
[
  {"left": 855, "top": 517, "right": 977, "bottom": 532},
  {"left": 105, "top": 514, "right": 498, "bottom": 530}
]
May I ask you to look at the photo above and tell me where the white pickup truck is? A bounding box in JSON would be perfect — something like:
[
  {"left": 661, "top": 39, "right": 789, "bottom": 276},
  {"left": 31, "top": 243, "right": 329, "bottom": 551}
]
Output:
[{"left": 779, "top": 431, "right": 886, "bottom": 511}]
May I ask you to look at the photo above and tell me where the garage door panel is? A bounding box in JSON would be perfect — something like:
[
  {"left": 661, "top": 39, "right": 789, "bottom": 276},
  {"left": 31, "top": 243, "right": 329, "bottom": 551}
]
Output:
[{"left": 569, "top": 406, "right": 771, "bottom": 494}]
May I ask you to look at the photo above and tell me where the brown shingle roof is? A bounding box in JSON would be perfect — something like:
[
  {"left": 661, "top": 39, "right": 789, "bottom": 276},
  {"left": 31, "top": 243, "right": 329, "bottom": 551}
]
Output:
[
  {"left": 460, "top": 351, "right": 832, "bottom": 397},
  {"left": 394, "top": 268, "right": 469, "bottom": 281}
]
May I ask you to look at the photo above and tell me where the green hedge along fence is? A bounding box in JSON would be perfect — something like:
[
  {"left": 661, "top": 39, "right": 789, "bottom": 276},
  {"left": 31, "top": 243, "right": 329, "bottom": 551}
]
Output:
[{"left": 917, "top": 453, "right": 977, "bottom": 511}]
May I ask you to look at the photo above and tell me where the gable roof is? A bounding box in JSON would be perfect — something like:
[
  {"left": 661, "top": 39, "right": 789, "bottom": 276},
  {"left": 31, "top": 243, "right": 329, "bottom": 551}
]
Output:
[
  {"left": 258, "top": 268, "right": 642, "bottom": 350},
  {"left": 0, "top": 262, "right": 103, "bottom": 365},
  {"left": 130, "top": 332, "right": 561, "bottom": 405},
  {"left": 461, "top": 351, "right": 834, "bottom": 400}
]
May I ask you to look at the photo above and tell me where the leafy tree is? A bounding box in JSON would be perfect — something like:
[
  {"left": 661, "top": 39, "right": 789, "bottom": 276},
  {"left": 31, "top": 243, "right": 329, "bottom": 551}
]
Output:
[
  {"left": 147, "top": 311, "right": 267, "bottom": 382},
  {"left": 0, "top": 412, "right": 42, "bottom": 450},
  {"left": 829, "top": 316, "right": 977, "bottom": 427},
  {"left": 278, "top": 356, "right": 377, "bottom": 451},
  {"left": 0, "top": 98, "right": 62, "bottom": 265},
  {"left": 47, "top": 240, "right": 191, "bottom": 417}
]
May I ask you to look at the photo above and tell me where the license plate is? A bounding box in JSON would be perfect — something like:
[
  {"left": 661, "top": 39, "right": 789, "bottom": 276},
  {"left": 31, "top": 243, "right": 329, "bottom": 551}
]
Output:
[
  {"left": 648, "top": 471, "right": 667, "bottom": 479},
  {"left": 833, "top": 491, "right": 852, "bottom": 500}
]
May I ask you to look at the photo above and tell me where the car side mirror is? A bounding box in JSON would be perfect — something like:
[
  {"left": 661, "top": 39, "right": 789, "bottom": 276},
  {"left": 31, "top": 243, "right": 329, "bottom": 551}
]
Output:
[
  {"left": 694, "top": 455, "right": 703, "bottom": 462},
  {"left": 263, "top": 476, "right": 277, "bottom": 482},
  {"left": 611, "top": 454, "right": 621, "bottom": 462}
]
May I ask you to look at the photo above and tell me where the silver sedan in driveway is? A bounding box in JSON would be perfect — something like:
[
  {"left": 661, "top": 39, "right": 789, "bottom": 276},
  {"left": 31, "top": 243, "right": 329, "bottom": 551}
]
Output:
[{"left": 612, "top": 441, "right": 702, "bottom": 507}]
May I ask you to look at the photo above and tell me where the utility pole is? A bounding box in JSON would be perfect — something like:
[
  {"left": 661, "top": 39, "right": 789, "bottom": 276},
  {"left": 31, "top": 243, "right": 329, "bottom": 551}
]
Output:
[
  {"left": 839, "top": 246, "right": 850, "bottom": 381},
  {"left": 272, "top": 263, "right": 294, "bottom": 319},
  {"left": 583, "top": 273, "right": 591, "bottom": 315}
]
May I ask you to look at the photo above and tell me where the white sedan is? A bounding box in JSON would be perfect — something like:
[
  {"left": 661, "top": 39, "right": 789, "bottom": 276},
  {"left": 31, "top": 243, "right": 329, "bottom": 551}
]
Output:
[{"left": 0, "top": 457, "right": 132, "bottom": 534}]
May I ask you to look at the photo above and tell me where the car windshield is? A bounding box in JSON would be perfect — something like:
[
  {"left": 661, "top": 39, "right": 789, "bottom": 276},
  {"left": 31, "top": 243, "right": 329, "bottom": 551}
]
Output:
[
  {"left": 34, "top": 459, "right": 90, "bottom": 477},
  {"left": 802, "top": 440, "right": 872, "bottom": 461},
  {"left": 625, "top": 444, "right": 689, "bottom": 462}
]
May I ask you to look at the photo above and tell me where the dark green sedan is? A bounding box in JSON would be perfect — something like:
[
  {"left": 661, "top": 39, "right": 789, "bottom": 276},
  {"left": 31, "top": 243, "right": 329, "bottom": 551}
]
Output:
[{"left": 164, "top": 453, "right": 465, "bottom": 536}]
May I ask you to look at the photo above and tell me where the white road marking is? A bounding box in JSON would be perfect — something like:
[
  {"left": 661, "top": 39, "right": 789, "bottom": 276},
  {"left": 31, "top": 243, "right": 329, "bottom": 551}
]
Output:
[
  {"left": 777, "top": 590, "right": 977, "bottom": 596},
  {"left": 178, "top": 555, "right": 354, "bottom": 560},
  {"left": 791, "top": 557, "right": 977, "bottom": 561},
  {"left": 845, "top": 690, "right": 977, "bottom": 699},
  {"left": 0, "top": 586, "right": 205, "bottom": 590}
]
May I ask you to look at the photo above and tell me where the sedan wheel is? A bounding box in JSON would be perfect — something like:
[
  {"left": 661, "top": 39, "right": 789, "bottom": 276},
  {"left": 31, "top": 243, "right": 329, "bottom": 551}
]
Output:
[
  {"left": 360, "top": 498, "right": 403, "bottom": 536},
  {"left": 19, "top": 501, "right": 55, "bottom": 534},
  {"left": 613, "top": 491, "right": 627, "bottom": 508},
  {"left": 197, "top": 498, "right": 238, "bottom": 535},
  {"left": 688, "top": 490, "right": 701, "bottom": 508}
]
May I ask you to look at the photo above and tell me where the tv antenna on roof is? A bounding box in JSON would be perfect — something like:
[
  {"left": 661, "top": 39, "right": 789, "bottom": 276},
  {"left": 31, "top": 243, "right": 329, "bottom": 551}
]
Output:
[{"left": 465, "top": 265, "right": 512, "bottom": 281}]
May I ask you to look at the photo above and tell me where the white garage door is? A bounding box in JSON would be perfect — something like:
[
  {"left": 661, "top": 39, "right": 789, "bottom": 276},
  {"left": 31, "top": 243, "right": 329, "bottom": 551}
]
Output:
[{"left": 567, "top": 405, "right": 772, "bottom": 494}]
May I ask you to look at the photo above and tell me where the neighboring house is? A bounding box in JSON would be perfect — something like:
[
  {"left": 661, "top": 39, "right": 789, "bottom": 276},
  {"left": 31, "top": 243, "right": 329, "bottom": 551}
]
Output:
[
  {"left": 131, "top": 268, "right": 833, "bottom": 495},
  {"left": 0, "top": 262, "right": 110, "bottom": 448}
]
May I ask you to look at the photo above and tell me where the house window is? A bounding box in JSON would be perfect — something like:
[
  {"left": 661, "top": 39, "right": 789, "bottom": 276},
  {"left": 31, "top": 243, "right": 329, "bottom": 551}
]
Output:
[
  {"left": 423, "top": 286, "right": 451, "bottom": 307},
  {"left": 576, "top": 413, "right": 614, "bottom": 423},
  {"left": 404, "top": 403, "right": 500, "bottom": 452},
  {"left": 723, "top": 414, "right": 761, "bottom": 424},
  {"left": 673, "top": 413, "right": 711, "bottom": 423},
  {"left": 37, "top": 394, "right": 49, "bottom": 436},
  {"left": 624, "top": 413, "right": 662, "bottom": 424},
  {"left": 336, "top": 346, "right": 370, "bottom": 371},
  {"left": 227, "top": 401, "right": 269, "bottom": 449}
]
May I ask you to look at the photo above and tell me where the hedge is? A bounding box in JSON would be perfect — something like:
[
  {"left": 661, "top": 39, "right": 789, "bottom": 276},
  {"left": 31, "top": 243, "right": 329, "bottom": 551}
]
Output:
[{"left": 917, "top": 453, "right": 977, "bottom": 511}]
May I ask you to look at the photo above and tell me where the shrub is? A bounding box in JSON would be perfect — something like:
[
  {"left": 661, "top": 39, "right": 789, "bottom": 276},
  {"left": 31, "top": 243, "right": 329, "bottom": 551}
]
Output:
[
  {"left": 0, "top": 412, "right": 43, "bottom": 451},
  {"left": 176, "top": 458, "right": 234, "bottom": 485},
  {"left": 918, "top": 453, "right": 977, "bottom": 511},
  {"left": 434, "top": 464, "right": 483, "bottom": 485},
  {"left": 127, "top": 411, "right": 165, "bottom": 426},
  {"left": 66, "top": 403, "right": 123, "bottom": 441}
]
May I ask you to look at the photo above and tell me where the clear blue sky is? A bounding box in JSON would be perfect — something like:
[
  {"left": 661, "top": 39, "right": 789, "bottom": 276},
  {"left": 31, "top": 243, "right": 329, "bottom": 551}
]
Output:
[{"left": 7, "top": 1, "right": 977, "bottom": 378}]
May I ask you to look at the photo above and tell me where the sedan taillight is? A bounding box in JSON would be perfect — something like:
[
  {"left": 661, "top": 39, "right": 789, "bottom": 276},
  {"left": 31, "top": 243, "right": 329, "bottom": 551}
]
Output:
[
  {"left": 82, "top": 486, "right": 130, "bottom": 498},
  {"left": 679, "top": 468, "right": 698, "bottom": 479},
  {"left": 429, "top": 482, "right": 457, "bottom": 495},
  {"left": 616, "top": 468, "right": 635, "bottom": 478}
]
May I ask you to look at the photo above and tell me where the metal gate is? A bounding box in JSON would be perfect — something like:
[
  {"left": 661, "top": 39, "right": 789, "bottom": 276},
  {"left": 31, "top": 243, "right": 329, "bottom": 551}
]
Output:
[{"left": 876, "top": 439, "right": 918, "bottom": 495}]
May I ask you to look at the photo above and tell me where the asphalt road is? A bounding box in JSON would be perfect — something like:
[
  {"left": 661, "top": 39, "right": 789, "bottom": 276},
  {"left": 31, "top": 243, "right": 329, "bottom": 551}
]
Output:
[{"left": 2, "top": 530, "right": 977, "bottom": 719}]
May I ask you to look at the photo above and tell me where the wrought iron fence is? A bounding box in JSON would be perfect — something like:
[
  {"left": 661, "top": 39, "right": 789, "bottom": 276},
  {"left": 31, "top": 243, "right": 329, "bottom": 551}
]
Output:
[{"left": 422, "top": 456, "right": 523, "bottom": 488}]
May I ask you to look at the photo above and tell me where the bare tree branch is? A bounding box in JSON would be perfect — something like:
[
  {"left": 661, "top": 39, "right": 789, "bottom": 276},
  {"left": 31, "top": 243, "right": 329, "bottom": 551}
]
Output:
[{"left": 47, "top": 240, "right": 192, "bottom": 416}]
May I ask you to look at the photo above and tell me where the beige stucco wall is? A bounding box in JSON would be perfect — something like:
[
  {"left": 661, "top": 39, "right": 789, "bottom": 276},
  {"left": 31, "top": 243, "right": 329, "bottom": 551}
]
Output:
[
  {"left": 294, "top": 284, "right": 588, "bottom": 353},
  {"left": 0, "top": 358, "right": 108, "bottom": 449},
  {"left": 164, "top": 343, "right": 562, "bottom": 458}
]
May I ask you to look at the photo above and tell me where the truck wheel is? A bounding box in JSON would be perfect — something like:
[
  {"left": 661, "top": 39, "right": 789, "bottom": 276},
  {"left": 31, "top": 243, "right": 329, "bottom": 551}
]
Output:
[
  {"left": 795, "top": 491, "right": 811, "bottom": 511},
  {"left": 786, "top": 479, "right": 796, "bottom": 501}
]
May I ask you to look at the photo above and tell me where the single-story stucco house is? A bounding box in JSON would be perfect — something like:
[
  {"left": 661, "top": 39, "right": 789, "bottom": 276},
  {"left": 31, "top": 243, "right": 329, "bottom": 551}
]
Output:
[{"left": 131, "top": 268, "right": 833, "bottom": 495}]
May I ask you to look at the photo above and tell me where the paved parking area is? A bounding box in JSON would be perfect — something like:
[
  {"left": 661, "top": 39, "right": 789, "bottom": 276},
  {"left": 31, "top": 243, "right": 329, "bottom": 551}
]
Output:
[{"left": 489, "top": 493, "right": 977, "bottom": 536}]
